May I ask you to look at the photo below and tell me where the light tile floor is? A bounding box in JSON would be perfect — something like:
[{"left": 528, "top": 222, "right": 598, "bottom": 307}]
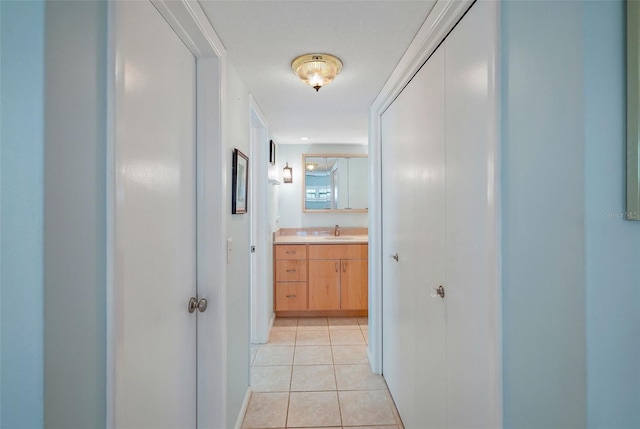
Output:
[{"left": 242, "top": 317, "right": 404, "bottom": 429}]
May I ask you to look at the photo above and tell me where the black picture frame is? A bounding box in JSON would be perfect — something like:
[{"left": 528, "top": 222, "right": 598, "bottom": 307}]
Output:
[
  {"left": 232, "top": 148, "right": 249, "bottom": 214},
  {"left": 269, "top": 139, "right": 276, "bottom": 165}
]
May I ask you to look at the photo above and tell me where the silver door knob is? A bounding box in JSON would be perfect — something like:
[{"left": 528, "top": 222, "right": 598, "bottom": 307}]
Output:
[
  {"left": 188, "top": 297, "right": 208, "bottom": 313},
  {"left": 188, "top": 297, "right": 198, "bottom": 313}
]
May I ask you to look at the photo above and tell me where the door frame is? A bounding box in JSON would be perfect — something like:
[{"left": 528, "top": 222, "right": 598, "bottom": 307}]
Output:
[
  {"left": 105, "top": 1, "right": 228, "bottom": 427},
  {"left": 368, "top": 0, "right": 475, "bottom": 374},
  {"left": 368, "top": 0, "right": 502, "bottom": 423},
  {"left": 249, "top": 96, "right": 273, "bottom": 344}
]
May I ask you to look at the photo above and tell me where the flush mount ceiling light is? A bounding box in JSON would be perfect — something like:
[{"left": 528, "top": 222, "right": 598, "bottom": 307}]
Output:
[{"left": 291, "top": 53, "right": 343, "bottom": 92}]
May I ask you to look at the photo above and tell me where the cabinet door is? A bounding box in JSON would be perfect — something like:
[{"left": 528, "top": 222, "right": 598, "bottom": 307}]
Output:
[
  {"left": 308, "top": 260, "right": 340, "bottom": 310},
  {"left": 340, "top": 259, "right": 368, "bottom": 310}
]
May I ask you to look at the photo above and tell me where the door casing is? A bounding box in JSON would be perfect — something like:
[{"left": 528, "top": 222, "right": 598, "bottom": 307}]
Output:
[{"left": 106, "top": 1, "right": 229, "bottom": 427}]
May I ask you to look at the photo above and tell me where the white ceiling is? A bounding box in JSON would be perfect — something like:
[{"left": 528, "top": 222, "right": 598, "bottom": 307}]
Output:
[{"left": 199, "top": 1, "right": 436, "bottom": 145}]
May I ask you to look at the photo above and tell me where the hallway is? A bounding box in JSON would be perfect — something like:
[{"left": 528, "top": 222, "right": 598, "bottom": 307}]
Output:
[{"left": 242, "top": 317, "right": 403, "bottom": 428}]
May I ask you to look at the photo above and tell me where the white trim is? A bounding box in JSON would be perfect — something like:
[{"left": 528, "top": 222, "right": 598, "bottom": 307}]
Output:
[
  {"left": 151, "top": 0, "right": 225, "bottom": 57},
  {"left": 368, "top": 0, "right": 475, "bottom": 376},
  {"left": 106, "top": 1, "right": 229, "bottom": 428},
  {"left": 196, "top": 57, "right": 227, "bottom": 429},
  {"left": 370, "top": 0, "right": 474, "bottom": 115},
  {"left": 489, "top": 2, "right": 504, "bottom": 425},
  {"left": 234, "top": 387, "right": 252, "bottom": 429}
]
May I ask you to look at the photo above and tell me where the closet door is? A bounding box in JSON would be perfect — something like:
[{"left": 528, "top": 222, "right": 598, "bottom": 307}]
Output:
[
  {"left": 444, "top": 1, "right": 500, "bottom": 427},
  {"left": 113, "top": 1, "right": 198, "bottom": 427},
  {"left": 381, "top": 43, "right": 447, "bottom": 429}
]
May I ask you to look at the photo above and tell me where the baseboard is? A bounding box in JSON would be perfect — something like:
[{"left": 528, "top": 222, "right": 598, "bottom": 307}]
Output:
[
  {"left": 269, "top": 312, "right": 275, "bottom": 332},
  {"left": 367, "top": 346, "right": 379, "bottom": 374},
  {"left": 234, "top": 387, "right": 252, "bottom": 429}
]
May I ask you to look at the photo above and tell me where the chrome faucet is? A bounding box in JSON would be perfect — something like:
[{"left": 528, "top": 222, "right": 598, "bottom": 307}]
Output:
[{"left": 334, "top": 224, "right": 340, "bottom": 236}]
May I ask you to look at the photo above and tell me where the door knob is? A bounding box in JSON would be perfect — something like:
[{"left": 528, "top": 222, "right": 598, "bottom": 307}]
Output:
[
  {"left": 188, "top": 297, "right": 208, "bottom": 313},
  {"left": 392, "top": 253, "right": 399, "bottom": 261}
]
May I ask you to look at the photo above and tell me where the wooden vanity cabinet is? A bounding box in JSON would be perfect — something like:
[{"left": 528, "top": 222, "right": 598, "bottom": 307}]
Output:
[
  {"left": 273, "top": 243, "right": 368, "bottom": 315},
  {"left": 308, "top": 244, "right": 368, "bottom": 311}
]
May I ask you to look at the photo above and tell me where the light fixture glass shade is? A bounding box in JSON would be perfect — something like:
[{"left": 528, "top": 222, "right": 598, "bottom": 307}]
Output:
[
  {"left": 292, "top": 54, "right": 343, "bottom": 92},
  {"left": 283, "top": 162, "right": 293, "bottom": 183}
]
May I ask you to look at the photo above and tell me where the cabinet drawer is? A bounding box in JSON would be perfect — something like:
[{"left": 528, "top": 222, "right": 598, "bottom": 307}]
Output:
[
  {"left": 308, "top": 244, "right": 368, "bottom": 260},
  {"left": 275, "top": 282, "right": 307, "bottom": 311},
  {"left": 275, "top": 259, "right": 307, "bottom": 281},
  {"left": 275, "top": 244, "right": 307, "bottom": 260}
]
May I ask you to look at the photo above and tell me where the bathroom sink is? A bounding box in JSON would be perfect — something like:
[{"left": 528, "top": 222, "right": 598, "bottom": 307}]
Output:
[{"left": 324, "top": 236, "right": 354, "bottom": 240}]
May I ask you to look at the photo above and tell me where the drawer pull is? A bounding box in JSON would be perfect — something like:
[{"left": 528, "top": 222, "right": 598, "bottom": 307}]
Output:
[
  {"left": 286, "top": 269, "right": 297, "bottom": 273},
  {"left": 285, "top": 251, "right": 296, "bottom": 254},
  {"left": 286, "top": 294, "right": 297, "bottom": 298}
]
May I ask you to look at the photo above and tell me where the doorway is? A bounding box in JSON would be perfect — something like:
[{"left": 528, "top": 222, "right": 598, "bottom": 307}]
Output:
[
  {"left": 106, "top": 1, "right": 227, "bottom": 427},
  {"left": 250, "top": 98, "right": 273, "bottom": 345}
]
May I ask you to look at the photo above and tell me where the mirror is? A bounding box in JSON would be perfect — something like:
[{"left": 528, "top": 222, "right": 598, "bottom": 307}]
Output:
[{"left": 303, "top": 154, "right": 368, "bottom": 212}]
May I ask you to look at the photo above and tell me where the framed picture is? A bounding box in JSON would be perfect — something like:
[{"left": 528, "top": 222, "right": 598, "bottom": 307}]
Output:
[
  {"left": 269, "top": 139, "right": 276, "bottom": 165},
  {"left": 232, "top": 148, "right": 249, "bottom": 214}
]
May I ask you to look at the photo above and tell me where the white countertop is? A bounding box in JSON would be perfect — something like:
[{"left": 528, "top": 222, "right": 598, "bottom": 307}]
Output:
[{"left": 274, "top": 234, "right": 368, "bottom": 245}]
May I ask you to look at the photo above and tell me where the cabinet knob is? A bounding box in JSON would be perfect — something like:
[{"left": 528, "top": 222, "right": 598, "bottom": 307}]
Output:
[
  {"left": 286, "top": 269, "right": 296, "bottom": 273},
  {"left": 392, "top": 253, "right": 399, "bottom": 261},
  {"left": 285, "top": 251, "right": 296, "bottom": 254},
  {"left": 286, "top": 294, "right": 297, "bottom": 298}
]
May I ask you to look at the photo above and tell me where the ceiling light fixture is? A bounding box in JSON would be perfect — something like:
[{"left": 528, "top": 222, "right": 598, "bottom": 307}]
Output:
[{"left": 291, "top": 53, "right": 343, "bottom": 92}]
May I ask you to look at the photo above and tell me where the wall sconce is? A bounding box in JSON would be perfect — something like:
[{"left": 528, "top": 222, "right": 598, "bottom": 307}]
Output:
[
  {"left": 283, "top": 162, "right": 293, "bottom": 183},
  {"left": 291, "top": 53, "right": 343, "bottom": 92}
]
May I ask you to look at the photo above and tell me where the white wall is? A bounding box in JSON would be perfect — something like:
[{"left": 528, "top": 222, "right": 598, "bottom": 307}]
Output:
[
  {"left": 225, "top": 62, "right": 252, "bottom": 424},
  {"left": 277, "top": 143, "right": 368, "bottom": 228}
]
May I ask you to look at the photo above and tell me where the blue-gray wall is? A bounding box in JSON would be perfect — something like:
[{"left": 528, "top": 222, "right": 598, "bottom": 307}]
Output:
[
  {"left": 43, "top": 1, "right": 107, "bottom": 428},
  {"left": 584, "top": 1, "right": 640, "bottom": 427},
  {"left": 501, "top": 1, "right": 587, "bottom": 427},
  {"left": 502, "top": 1, "right": 640, "bottom": 427},
  {"left": 0, "top": 1, "right": 45, "bottom": 427}
]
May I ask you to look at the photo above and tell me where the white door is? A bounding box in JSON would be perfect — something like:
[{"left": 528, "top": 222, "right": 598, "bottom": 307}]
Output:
[
  {"left": 444, "top": 2, "right": 500, "bottom": 426},
  {"left": 113, "top": 1, "right": 197, "bottom": 427},
  {"left": 381, "top": 1, "right": 499, "bottom": 427},
  {"left": 381, "top": 43, "right": 447, "bottom": 428}
]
